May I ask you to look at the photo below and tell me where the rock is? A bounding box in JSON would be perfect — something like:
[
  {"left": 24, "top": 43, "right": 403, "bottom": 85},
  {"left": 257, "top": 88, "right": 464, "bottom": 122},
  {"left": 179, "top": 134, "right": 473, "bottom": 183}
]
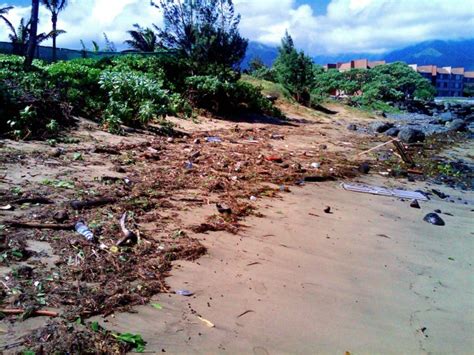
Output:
[
  {"left": 324, "top": 206, "right": 332, "bottom": 214},
  {"left": 374, "top": 110, "right": 387, "bottom": 117},
  {"left": 384, "top": 127, "right": 400, "bottom": 137},
  {"left": 446, "top": 119, "right": 467, "bottom": 132},
  {"left": 410, "top": 200, "right": 420, "bottom": 209},
  {"left": 438, "top": 111, "right": 455, "bottom": 122},
  {"left": 372, "top": 122, "right": 394, "bottom": 133},
  {"left": 397, "top": 127, "right": 425, "bottom": 143},
  {"left": 347, "top": 124, "right": 357, "bottom": 131},
  {"left": 319, "top": 144, "right": 328, "bottom": 150},
  {"left": 423, "top": 213, "right": 445, "bottom": 226},
  {"left": 358, "top": 162, "right": 370, "bottom": 174},
  {"left": 53, "top": 210, "right": 69, "bottom": 223}
]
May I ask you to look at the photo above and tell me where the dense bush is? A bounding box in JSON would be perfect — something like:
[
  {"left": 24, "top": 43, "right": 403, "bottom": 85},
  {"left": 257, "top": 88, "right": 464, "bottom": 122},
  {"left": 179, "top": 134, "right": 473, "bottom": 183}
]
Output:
[
  {"left": 186, "top": 75, "right": 282, "bottom": 117},
  {"left": 99, "top": 71, "right": 170, "bottom": 133},
  {"left": 47, "top": 60, "right": 104, "bottom": 116}
]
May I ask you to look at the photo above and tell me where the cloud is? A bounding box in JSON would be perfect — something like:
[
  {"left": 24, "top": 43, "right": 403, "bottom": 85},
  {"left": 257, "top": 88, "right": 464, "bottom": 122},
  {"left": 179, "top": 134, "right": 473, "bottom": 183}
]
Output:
[{"left": 0, "top": 0, "right": 473, "bottom": 54}]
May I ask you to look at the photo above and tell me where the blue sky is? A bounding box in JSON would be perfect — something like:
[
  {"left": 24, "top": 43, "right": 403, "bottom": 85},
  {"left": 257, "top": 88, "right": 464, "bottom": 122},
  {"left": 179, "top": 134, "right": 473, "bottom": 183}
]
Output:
[{"left": 1, "top": 0, "right": 473, "bottom": 54}]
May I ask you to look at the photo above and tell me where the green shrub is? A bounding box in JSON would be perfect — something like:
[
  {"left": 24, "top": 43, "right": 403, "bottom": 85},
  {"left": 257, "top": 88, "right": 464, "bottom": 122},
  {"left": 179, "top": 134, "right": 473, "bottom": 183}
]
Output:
[
  {"left": 186, "top": 75, "right": 282, "bottom": 117},
  {"left": 99, "top": 71, "right": 170, "bottom": 133},
  {"left": 47, "top": 60, "right": 105, "bottom": 116}
]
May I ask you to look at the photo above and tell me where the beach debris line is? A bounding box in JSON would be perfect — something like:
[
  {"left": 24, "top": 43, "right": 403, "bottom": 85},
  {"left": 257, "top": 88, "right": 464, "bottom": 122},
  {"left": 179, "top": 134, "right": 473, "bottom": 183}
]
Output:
[
  {"left": 341, "top": 183, "right": 429, "bottom": 201},
  {"left": 423, "top": 213, "right": 445, "bottom": 226}
]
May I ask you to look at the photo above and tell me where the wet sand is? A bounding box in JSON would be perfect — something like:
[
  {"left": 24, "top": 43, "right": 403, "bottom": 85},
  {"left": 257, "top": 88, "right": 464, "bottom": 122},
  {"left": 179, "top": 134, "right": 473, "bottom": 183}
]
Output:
[{"left": 99, "top": 178, "right": 474, "bottom": 354}]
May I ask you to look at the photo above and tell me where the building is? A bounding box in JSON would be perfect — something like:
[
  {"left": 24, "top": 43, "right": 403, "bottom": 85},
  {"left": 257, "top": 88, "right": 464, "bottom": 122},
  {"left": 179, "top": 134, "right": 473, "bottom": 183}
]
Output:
[{"left": 325, "top": 58, "right": 473, "bottom": 97}]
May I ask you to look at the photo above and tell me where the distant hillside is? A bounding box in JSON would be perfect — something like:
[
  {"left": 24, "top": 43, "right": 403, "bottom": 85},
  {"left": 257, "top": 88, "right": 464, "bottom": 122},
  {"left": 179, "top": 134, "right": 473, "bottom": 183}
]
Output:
[
  {"left": 383, "top": 39, "right": 474, "bottom": 70},
  {"left": 243, "top": 39, "right": 474, "bottom": 70},
  {"left": 242, "top": 42, "right": 278, "bottom": 69}
]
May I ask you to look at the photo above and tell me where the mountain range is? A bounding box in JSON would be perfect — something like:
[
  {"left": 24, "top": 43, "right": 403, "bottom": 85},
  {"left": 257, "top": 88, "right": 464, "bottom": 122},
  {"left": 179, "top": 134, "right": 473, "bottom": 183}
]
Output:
[{"left": 242, "top": 39, "right": 474, "bottom": 71}]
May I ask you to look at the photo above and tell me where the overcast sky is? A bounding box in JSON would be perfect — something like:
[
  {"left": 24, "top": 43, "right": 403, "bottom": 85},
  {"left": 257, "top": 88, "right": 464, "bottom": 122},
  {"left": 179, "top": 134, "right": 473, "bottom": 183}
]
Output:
[{"left": 1, "top": 0, "right": 473, "bottom": 54}]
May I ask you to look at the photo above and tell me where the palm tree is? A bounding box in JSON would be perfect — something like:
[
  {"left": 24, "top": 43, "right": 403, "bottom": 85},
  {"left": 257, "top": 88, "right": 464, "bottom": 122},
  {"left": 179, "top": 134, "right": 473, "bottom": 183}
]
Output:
[
  {"left": 0, "top": 5, "right": 13, "bottom": 24},
  {"left": 25, "top": 0, "right": 40, "bottom": 67},
  {"left": 5, "top": 17, "right": 65, "bottom": 56},
  {"left": 41, "top": 0, "right": 68, "bottom": 61},
  {"left": 124, "top": 24, "right": 158, "bottom": 52}
]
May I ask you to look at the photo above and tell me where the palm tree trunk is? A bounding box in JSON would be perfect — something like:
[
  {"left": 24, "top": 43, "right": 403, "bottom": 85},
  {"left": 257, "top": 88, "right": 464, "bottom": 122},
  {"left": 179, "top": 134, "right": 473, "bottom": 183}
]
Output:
[
  {"left": 25, "top": 0, "right": 40, "bottom": 68},
  {"left": 52, "top": 12, "right": 57, "bottom": 62}
]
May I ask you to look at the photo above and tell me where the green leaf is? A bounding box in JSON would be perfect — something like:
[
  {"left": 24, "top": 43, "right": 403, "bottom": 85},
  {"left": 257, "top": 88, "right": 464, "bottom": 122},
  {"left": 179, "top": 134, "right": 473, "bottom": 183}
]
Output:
[
  {"left": 11, "top": 250, "right": 24, "bottom": 258},
  {"left": 90, "top": 321, "right": 100, "bottom": 332},
  {"left": 151, "top": 303, "right": 162, "bottom": 310},
  {"left": 112, "top": 332, "right": 146, "bottom": 352}
]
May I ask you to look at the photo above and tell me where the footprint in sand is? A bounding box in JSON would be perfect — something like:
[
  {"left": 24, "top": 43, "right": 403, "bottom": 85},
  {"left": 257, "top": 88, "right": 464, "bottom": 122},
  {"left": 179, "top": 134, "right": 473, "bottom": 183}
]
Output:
[
  {"left": 250, "top": 281, "right": 267, "bottom": 295},
  {"left": 253, "top": 346, "right": 270, "bottom": 355}
]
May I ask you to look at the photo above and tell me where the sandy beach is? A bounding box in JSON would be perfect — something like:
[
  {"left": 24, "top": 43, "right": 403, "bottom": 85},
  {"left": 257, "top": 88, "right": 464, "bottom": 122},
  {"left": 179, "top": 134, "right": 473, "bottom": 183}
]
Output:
[{"left": 96, "top": 176, "right": 474, "bottom": 354}]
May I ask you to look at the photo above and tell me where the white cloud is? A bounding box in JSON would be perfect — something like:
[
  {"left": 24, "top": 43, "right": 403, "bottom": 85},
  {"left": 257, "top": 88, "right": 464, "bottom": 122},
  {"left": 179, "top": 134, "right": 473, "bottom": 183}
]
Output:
[{"left": 0, "top": 0, "right": 473, "bottom": 54}]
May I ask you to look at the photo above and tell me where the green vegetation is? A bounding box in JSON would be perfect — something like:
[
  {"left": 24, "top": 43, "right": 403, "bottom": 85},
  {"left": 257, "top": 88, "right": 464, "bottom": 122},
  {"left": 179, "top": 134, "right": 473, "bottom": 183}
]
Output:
[
  {"left": 249, "top": 32, "right": 436, "bottom": 111},
  {"left": 0, "top": 0, "right": 282, "bottom": 140}
]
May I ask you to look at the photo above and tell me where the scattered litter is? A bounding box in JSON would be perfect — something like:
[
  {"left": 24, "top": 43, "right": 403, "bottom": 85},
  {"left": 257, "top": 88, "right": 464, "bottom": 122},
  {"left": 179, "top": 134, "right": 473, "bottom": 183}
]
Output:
[
  {"left": 310, "top": 162, "right": 321, "bottom": 169},
  {"left": 75, "top": 220, "right": 95, "bottom": 241},
  {"left": 265, "top": 155, "right": 283, "bottom": 163},
  {"left": 423, "top": 213, "right": 445, "bottom": 226},
  {"left": 249, "top": 196, "right": 257, "bottom": 202},
  {"left": 117, "top": 212, "right": 137, "bottom": 246},
  {"left": 410, "top": 200, "right": 421, "bottom": 209},
  {"left": 216, "top": 203, "right": 232, "bottom": 214},
  {"left": 151, "top": 303, "right": 163, "bottom": 310},
  {"left": 184, "top": 161, "right": 193, "bottom": 170},
  {"left": 270, "top": 134, "right": 284, "bottom": 140},
  {"left": 279, "top": 185, "right": 290, "bottom": 192},
  {"left": 341, "top": 183, "right": 429, "bottom": 201},
  {"left": 0, "top": 205, "right": 13, "bottom": 211},
  {"left": 175, "top": 289, "right": 194, "bottom": 296},
  {"left": 205, "top": 136, "right": 221, "bottom": 143},
  {"left": 198, "top": 316, "right": 215, "bottom": 328}
]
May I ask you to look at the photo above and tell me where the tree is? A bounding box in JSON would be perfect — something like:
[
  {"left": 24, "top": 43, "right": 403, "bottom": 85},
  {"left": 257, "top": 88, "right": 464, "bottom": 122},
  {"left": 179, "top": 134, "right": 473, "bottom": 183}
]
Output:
[
  {"left": 273, "top": 31, "right": 315, "bottom": 104},
  {"left": 124, "top": 24, "right": 158, "bottom": 52},
  {"left": 41, "top": 0, "right": 68, "bottom": 62},
  {"left": 25, "top": 0, "right": 40, "bottom": 67},
  {"left": 151, "top": 0, "right": 248, "bottom": 75},
  {"left": 103, "top": 33, "right": 117, "bottom": 52},
  {"left": 3, "top": 16, "right": 64, "bottom": 56},
  {"left": 0, "top": 5, "right": 13, "bottom": 25}
]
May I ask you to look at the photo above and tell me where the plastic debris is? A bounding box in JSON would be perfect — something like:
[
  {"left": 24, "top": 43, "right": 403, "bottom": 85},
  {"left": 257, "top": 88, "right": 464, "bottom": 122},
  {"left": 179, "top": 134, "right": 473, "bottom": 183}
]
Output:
[
  {"left": 75, "top": 221, "right": 95, "bottom": 241},
  {"left": 423, "top": 213, "right": 445, "bottom": 226},
  {"left": 341, "top": 183, "right": 429, "bottom": 201},
  {"left": 205, "top": 136, "right": 222, "bottom": 143},
  {"left": 175, "top": 289, "right": 194, "bottom": 296},
  {"left": 184, "top": 161, "right": 193, "bottom": 170},
  {"left": 0, "top": 204, "right": 13, "bottom": 211},
  {"left": 310, "top": 162, "right": 321, "bottom": 169},
  {"left": 198, "top": 316, "right": 215, "bottom": 328},
  {"left": 250, "top": 196, "right": 257, "bottom": 202},
  {"left": 266, "top": 155, "right": 283, "bottom": 163}
]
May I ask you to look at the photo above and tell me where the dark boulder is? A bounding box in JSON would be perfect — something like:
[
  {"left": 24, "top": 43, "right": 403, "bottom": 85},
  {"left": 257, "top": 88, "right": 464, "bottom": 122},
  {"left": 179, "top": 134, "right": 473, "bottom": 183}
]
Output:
[
  {"left": 423, "top": 213, "right": 445, "bottom": 226},
  {"left": 398, "top": 127, "right": 425, "bottom": 143},
  {"left": 372, "top": 122, "right": 394, "bottom": 133},
  {"left": 385, "top": 127, "right": 400, "bottom": 137}
]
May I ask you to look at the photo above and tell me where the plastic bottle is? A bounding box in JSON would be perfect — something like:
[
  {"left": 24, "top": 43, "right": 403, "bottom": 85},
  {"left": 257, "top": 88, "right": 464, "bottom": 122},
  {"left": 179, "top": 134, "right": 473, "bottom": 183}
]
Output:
[{"left": 75, "top": 221, "right": 94, "bottom": 241}]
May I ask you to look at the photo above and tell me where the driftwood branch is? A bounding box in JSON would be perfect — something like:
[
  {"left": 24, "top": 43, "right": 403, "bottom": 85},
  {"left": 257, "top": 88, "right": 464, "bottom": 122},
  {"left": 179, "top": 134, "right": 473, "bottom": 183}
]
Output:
[
  {"left": 0, "top": 308, "right": 58, "bottom": 317},
  {"left": 117, "top": 212, "right": 137, "bottom": 246},
  {"left": 70, "top": 198, "right": 116, "bottom": 210}
]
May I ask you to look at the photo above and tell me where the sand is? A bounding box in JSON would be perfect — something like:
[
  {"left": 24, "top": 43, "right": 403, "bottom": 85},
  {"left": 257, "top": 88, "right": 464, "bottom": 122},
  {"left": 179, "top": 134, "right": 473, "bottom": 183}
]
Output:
[{"left": 98, "top": 177, "right": 474, "bottom": 354}]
